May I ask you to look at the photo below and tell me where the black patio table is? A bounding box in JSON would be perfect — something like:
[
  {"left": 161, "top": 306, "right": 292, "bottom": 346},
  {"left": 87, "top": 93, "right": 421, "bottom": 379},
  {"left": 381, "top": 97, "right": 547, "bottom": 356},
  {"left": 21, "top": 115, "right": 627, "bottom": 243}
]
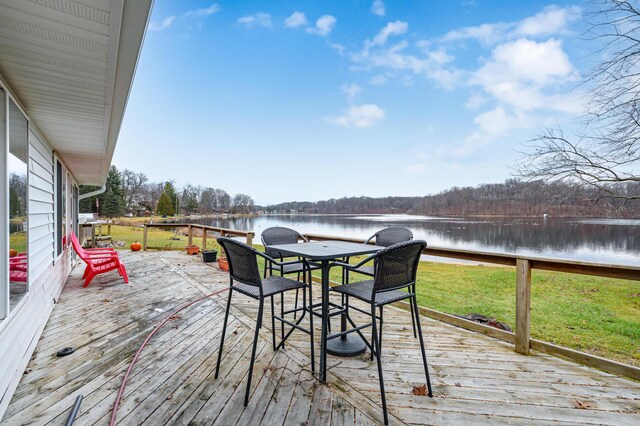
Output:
[{"left": 268, "top": 240, "right": 384, "bottom": 382}]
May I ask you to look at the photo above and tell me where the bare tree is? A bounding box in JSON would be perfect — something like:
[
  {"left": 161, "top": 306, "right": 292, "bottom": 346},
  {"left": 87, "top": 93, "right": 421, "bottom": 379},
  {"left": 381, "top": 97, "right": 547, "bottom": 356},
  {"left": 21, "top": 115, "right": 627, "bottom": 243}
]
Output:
[
  {"left": 231, "top": 193, "right": 254, "bottom": 214},
  {"left": 516, "top": 0, "right": 640, "bottom": 202},
  {"left": 141, "top": 182, "right": 164, "bottom": 212},
  {"left": 122, "top": 169, "right": 148, "bottom": 211},
  {"left": 214, "top": 189, "right": 231, "bottom": 212},
  {"left": 180, "top": 184, "right": 199, "bottom": 214}
]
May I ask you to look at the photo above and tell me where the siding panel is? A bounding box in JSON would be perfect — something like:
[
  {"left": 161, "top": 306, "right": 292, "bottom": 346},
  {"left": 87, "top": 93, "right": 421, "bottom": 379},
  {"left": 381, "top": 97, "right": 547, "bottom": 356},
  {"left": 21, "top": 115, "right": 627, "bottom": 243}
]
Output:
[{"left": 0, "top": 128, "right": 67, "bottom": 419}]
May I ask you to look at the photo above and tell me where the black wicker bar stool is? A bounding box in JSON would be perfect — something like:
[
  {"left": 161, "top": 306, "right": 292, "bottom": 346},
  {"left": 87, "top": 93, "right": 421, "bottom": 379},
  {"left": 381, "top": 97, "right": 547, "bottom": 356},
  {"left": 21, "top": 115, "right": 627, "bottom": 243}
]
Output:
[
  {"left": 331, "top": 240, "right": 433, "bottom": 425},
  {"left": 214, "top": 237, "right": 314, "bottom": 406},
  {"left": 261, "top": 227, "right": 320, "bottom": 320},
  {"left": 340, "top": 226, "right": 418, "bottom": 345}
]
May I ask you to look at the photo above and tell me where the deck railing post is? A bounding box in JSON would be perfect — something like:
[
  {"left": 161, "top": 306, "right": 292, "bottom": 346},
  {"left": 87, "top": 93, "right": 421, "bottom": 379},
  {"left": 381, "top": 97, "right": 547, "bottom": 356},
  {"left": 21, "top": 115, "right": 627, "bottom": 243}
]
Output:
[
  {"left": 515, "top": 258, "right": 532, "bottom": 355},
  {"left": 143, "top": 225, "right": 148, "bottom": 251},
  {"left": 246, "top": 232, "right": 254, "bottom": 246},
  {"left": 202, "top": 229, "right": 207, "bottom": 251}
]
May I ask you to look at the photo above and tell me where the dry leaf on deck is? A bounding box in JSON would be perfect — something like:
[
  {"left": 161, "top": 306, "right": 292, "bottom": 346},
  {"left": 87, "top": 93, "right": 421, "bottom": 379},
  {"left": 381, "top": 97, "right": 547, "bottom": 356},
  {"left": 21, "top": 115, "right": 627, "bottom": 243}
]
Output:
[
  {"left": 572, "top": 399, "right": 592, "bottom": 409},
  {"left": 412, "top": 384, "right": 427, "bottom": 396}
]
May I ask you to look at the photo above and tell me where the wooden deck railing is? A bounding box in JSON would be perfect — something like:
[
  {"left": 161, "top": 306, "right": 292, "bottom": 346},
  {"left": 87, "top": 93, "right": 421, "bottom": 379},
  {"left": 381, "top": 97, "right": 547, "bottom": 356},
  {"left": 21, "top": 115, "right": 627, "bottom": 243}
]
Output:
[
  {"left": 303, "top": 232, "right": 640, "bottom": 380},
  {"left": 142, "top": 223, "right": 254, "bottom": 251}
]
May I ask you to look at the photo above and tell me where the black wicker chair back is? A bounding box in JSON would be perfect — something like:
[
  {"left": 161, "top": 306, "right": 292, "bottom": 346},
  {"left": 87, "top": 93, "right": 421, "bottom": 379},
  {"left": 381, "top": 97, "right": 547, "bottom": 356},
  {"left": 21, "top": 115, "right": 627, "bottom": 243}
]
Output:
[
  {"left": 371, "top": 226, "right": 414, "bottom": 247},
  {"left": 218, "top": 237, "right": 262, "bottom": 288},
  {"left": 373, "top": 240, "right": 426, "bottom": 294},
  {"left": 261, "top": 226, "right": 303, "bottom": 258}
]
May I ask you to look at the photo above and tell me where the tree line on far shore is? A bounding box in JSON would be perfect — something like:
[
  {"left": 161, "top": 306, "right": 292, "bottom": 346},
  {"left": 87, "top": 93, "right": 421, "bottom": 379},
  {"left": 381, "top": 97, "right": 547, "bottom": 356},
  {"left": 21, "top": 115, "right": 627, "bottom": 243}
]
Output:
[
  {"left": 80, "top": 165, "right": 254, "bottom": 218},
  {"left": 264, "top": 179, "right": 640, "bottom": 218}
]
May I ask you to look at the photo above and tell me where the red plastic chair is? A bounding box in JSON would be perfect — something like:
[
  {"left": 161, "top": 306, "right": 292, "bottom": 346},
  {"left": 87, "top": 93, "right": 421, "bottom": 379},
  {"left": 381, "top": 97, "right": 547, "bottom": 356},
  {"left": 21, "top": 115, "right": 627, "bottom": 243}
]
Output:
[
  {"left": 70, "top": 232, "right": 129, "bottom": 287},
  {"left": 9, "top": 269, "right": 26, "bottom": 283},
  {"left": 9, "top": 257, "right": 27, "bottom": 282}
]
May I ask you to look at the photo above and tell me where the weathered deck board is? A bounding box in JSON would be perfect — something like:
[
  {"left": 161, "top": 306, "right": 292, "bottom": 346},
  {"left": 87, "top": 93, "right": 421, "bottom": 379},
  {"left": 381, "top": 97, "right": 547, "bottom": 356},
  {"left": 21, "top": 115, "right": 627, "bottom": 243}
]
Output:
[{"left": 2, "top": 251, "right": 639, "bottom": 425}]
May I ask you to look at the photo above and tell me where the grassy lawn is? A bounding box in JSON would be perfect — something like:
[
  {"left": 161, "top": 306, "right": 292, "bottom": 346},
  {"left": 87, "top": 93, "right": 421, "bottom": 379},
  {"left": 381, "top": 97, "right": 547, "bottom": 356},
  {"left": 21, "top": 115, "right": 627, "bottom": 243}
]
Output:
[
  {"left": 412, "top": 263, "right": 640, "bottom": 367},
  {"left": 9, "top": 232, "right": 27, "bottom": 253},
  {"left": 107, "top": 224, "right": 640, "bottom": 367}
]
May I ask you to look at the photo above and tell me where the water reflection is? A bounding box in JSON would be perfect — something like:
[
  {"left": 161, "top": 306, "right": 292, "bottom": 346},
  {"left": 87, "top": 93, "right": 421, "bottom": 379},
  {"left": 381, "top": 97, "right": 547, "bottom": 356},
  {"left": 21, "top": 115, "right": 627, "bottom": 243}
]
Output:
[{"left": 179, "top": 214, "right": 639, "bottom": 265}]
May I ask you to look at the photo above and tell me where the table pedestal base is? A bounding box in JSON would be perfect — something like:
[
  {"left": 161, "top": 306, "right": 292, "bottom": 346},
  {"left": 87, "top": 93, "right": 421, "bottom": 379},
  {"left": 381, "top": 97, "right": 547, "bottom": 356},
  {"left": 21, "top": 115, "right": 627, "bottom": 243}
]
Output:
[{"left": 326, "top": 334, "right": 366, "bottom": 357}]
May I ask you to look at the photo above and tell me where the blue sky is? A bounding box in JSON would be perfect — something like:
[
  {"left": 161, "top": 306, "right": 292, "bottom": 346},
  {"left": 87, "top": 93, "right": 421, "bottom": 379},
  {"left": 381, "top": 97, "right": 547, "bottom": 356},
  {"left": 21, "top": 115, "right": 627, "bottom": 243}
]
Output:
[{"left": 114, "top": 1, "right": 592, "bottom": 205}]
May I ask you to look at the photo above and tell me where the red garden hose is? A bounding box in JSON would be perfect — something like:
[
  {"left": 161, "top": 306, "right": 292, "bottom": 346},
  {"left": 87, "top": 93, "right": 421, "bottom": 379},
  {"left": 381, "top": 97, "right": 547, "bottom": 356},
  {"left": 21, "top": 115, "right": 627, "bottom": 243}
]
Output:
[{"left": 109, "top": 287, "right": 229, "bottom": 426}]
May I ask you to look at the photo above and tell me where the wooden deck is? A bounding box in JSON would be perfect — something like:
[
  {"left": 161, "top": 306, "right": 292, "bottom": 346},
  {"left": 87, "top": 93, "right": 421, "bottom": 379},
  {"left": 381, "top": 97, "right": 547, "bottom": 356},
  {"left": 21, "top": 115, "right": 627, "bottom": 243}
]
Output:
[{"left": 2, "top": 251, "right": 639, "bottom": 425}]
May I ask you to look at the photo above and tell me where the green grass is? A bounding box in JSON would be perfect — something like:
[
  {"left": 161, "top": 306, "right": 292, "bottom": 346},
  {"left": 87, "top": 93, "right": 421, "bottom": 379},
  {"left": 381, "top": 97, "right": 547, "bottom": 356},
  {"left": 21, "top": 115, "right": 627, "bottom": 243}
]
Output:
[
  {"left": 108, "top": 224, "right": 640, "bottom": 367},
  {"left": 411, "top": 263, "right": 640, "bottom": 366},
  {"left": 109, "top": 224, "right": 225, "bottom": 252},
  {"left": 10, "top": 231, "right": 27, "bottom": 253}
]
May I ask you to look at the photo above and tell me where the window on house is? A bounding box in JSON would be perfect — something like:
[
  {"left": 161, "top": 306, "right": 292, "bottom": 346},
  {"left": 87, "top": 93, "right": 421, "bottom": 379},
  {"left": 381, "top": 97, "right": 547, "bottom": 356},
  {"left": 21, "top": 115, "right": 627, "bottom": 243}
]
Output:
[
  {"left": 8, "top": 99, "right": 29, "bottom": 311},
  {"left": 56, "top": 159, "right": 62, "bottom": 256}
]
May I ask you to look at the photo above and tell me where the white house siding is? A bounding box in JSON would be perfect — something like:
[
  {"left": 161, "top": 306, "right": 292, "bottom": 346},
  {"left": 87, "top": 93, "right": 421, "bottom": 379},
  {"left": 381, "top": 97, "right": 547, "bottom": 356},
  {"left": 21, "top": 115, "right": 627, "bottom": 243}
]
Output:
[{"left": 0, "top": 127, "right": 72, "bottom": 416}]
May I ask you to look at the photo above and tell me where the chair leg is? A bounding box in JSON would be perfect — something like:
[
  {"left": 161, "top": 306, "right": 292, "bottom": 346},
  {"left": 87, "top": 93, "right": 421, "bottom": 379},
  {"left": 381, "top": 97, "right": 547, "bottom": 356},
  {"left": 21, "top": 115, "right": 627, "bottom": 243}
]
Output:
[
  {"left": 410, "top": 284, "right": 417, "bottom": 338},
  {"left": 84, "top": 268, "right": 96, "bottom": 287},
  {"left": 293, "top": 288, "right": 299, "bottom": 320},
  {"left": 119, "top": 264, "right": 129, "bottom": 284},
  {"left": 280, "top": 292, "right": 285, "bottom": 348},
  {"left": 409, "top": 297, "right": 417, "bottom": 338},
  {"left": 371, "top": 305, "right": 389, "bottom": 425},
  {"left": 412, "top": 295, "right": 432, "bottom": 397},
  {"left": 215, "top": 288, "right": 233, "bottom": 379},
  {"left": 370, "top": 300, "right": 376, "bottom": 361},
  {"left": 245, "top": 299, "right": 264, "bottom": 406},
  {"left": 379, "top": 306, "right": 384, "bottom": 355},
  {"left": 306, "top": 285, "right": 315, "bottom": 373},
  {"left": 270, "top": 296, "right": 277, "bottom": 351}
]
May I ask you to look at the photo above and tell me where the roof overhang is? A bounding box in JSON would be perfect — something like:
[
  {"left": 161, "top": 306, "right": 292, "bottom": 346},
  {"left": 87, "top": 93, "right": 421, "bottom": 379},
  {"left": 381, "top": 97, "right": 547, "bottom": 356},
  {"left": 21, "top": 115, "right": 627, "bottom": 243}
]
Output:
[{"left": 0, "top": 0, "right": 153, "bottom": 185}]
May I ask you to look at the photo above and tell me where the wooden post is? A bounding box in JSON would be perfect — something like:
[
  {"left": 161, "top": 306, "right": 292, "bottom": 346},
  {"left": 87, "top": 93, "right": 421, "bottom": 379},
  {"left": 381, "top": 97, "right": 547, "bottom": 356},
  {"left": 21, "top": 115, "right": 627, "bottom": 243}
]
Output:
[
  {"left": 202, "top": 229, "right": 207, "bottom": 251},
  {"left": 91, "top": 224, "right": 96, "bottom": 248},
  {"left": 188, "top": 225, "right": 193, "bottom": 246},
  {"left": 143, "top": 225, "right": 148, "bottom": 251},
  {"left": 516, "top": 258, "right": 532, "bottom": 355},
  {"left": 246, "top": 232, "right": 254, "bottom": 246}
]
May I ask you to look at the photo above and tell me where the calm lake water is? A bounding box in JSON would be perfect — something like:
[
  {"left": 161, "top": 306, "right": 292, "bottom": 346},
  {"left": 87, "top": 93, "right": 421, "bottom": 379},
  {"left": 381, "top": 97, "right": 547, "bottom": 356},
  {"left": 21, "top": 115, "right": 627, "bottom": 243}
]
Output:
[{"left": 181, "top": 214, "right": 639, "bottom": 266}]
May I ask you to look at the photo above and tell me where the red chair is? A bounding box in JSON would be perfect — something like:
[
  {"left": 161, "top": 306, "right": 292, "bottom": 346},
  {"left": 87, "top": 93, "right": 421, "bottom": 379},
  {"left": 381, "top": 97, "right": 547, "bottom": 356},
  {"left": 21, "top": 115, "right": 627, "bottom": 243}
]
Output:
[
  {"left": 70, "top": 232, "right": 117, "bottom": 255},
  {"left": 9, "top": 257, "right": 27, "bottom": 282},
  {"left": 9, "top": 269, "right": 26, "bottom": 283},
  {"left": 70, "top": 232, "right": 129, "bottom": 287}
]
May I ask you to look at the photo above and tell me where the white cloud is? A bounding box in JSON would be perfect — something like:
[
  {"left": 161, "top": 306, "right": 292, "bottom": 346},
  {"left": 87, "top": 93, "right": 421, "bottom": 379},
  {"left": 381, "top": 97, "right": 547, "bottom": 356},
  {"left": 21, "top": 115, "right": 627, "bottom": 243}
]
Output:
[
  {"left": 149, "top": 16, "right": 176, "bottom": 31},
  {"left": 307, "top": 15, "right": 336, "bottom": 36},
  {"left": 465, "top": 94, "right": 486, "bottom": 109},
  {"left": 371, "top": 21, "right": 408, "bottom": 48},
  {"left": 369, "top": 74, "right": 387, "bottom": 85},
  {"left": 183, "top": 4, "right": 220, "bottom": 18},
  {"left": 515, "top": 5, "right": 580, "bottom": 37},
  {"left": 354, "top": 40, "right": 462, "bottom": 89},
  {"left": 330, "top": 43, "right": 346, "bottom": 55},
  {"left": 148, "top": 4, "right": 220, "bottom": 31},
  {"left": 452, "top": 37, "right": 581, "bottom": 156},
  {"left": 326, "top": 104, "right": 385, "bottom": 128},
  {"left": 454, "top": 107, "right": 532, "bottom": 156},
  {"left": 441, "top": 22, "right": 510, "bottom": 45},
  {"left": 441, "top": 5, "right": 580, "bottom": 45},
  {"left": 284, "top": 11, "right": 308, "bottom": 28},
  {"left": 238, "top": 12, "right": 272, "bottom": 29},
  {"left": 371, "top": 1, "right": 386, "bottom": 17},
  {"left": 340, "top": 83, "right": 362, "bottom": 102},
  {"left": 470, "top": 38, "right": 578, "bottom": 111}
]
